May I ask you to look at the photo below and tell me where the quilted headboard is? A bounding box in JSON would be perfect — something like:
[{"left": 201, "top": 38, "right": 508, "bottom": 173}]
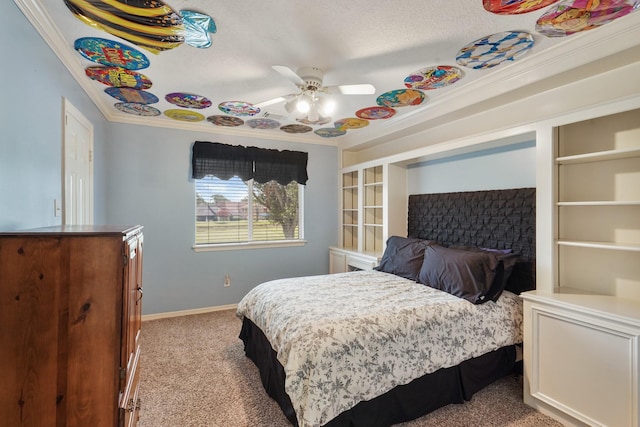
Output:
[{"left": 408, "top": 188, "right": 536, "bottom": 292}]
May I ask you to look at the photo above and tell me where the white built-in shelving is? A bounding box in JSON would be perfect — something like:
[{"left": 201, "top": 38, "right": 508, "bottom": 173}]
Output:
[
  {"left": 522, "top": 108, "right": 640, "bottom": 427},
  {"left": 332, "top": 163, "right": 406, "bottom": 273},
  {"left": 554, "top": 115, "right": 640, "bottom": 298}
]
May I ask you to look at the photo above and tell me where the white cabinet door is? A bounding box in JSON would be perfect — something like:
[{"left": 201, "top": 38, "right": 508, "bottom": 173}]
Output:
[
  {"left": 523, "top": 294, "right": 640, "bottom": 427},
  {"left": 329, "top": 249, "right": 347, "bottom": 273},
  {"left": 63, "top": 98, "right": 94, "bottom": 225}
]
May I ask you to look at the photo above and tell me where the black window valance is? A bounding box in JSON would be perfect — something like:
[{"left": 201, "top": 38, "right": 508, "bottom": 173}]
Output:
[{"left": 191, "top": 141, "right": 308, "bottom": 185}]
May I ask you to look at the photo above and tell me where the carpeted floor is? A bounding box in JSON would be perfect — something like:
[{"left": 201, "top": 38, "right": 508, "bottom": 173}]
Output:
[{"left": 137, "top": 309, "right": 562, "bottom": 427}]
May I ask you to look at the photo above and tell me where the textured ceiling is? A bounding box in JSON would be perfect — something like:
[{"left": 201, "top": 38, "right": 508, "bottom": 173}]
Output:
[{"left": 15, "top": 0, "right": 640, "bottom": 149}]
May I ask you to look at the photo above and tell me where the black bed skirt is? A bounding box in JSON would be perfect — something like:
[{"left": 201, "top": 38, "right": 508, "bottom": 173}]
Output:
[{"left": 239, "top": 317, "right": 517, "bottom": 427}]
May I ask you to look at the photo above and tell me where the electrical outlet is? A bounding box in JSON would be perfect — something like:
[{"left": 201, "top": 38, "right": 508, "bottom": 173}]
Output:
[{"left": 224, "top": 274, "right": 231, "bottom": 287}]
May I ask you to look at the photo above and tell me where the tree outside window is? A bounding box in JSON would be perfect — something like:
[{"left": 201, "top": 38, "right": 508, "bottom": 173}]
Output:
[{"left": 195, "top": 176, "right": 302, "bottom": 245}]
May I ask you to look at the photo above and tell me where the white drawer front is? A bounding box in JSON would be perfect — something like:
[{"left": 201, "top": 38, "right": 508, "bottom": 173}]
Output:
[{"left": 530, "top": 305, "right": 639, "bottom": 427}]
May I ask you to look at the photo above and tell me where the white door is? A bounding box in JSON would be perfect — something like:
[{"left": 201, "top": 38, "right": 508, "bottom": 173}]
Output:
[{"left": 63, "top": 98, "right": 94, "bottom": 225}]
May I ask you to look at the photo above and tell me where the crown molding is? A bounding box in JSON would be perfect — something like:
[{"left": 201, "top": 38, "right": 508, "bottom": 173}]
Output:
[
  {"left": 340, "top": 11, "right": 640, "bottom": 150},
  {"left": 14, "top": 0, "right": 640, "bottom": 151}
]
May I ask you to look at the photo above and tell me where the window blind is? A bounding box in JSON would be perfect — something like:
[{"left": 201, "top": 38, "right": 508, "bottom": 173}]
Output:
[{"left": 192, "top": 141, "right": 308, "bottom": 185}]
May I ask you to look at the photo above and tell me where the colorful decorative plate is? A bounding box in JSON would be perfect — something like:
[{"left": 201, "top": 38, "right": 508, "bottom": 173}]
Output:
[
  {"left": 246, "top": 118, "right": 280, "bottom": 129},
  {"left": 207, "top": 115, "right": 244, "bottom": 127},
  {"left": 165, "top": 92, "right": 212, "bottom": 109},
  {"left": 315, "top": 128, "right": 347, "bottom": 138},
  {"left": 376, "top": 89, "right": 426, "bottom": 107},
  {"left": 483, "top": 0, "right": 560, "bottom": 14},
  {"left": 355, "top": 106, "right": 396, "bottom": 120},
  {"left": 85, "top": 66, "right": 152, "bottom": 89},
  {"left": 218, "top": 101, "right": 261, "bottom": 116},
  {"left": 280, "top": 124, "right": 313, "bottom": 134},
  {"left": 65, "top": 0, "right": 184, "bottom": 54},
  {"left": 536, "top": 0, "right": 640, "bottom": 37},
  {"left": 403, "top": 66, "right": 463, "bottom": 90},
  {"left": 296, "top": 116, "right": 332, "bottom": 125},
  {"left": 456, "top": 31, "right": 535, "bottom": 69},
  {"left": 334, "top": 118, "right": 370, "bottom": 130},
  {"left": 114, "top": 102, "right": 161, "bottom": 116},
  {"left": 74, "top": 37, "right": 150, "bottom": 70},
  {"left": 164, "top": 109, "right": 205, "bottom": 122},
  {"left": 181, "top": 10, "right": 217, "bottom": 48},
  {"left": 105, "top": 87, "right": 159, "bottom": 104}
]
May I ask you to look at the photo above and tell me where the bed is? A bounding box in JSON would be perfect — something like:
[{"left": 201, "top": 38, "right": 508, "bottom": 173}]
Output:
[{"left": 237, "top": 188, "right": 536, "bottom": 427}]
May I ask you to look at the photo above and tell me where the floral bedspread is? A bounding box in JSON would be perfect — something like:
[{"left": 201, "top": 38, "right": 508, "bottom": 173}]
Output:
[{"left": 236, "top": 270, "right": 523, "bottom": 427}]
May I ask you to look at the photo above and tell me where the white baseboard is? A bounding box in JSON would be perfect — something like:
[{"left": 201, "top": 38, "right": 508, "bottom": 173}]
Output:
[{"left": 141, "top": 304, "right": 237, "bottom": 322}]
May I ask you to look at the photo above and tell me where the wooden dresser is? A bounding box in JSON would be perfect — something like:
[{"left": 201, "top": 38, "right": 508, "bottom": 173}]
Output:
[{"left": 0, "top": 225, "right": 144, "bottom": 427}]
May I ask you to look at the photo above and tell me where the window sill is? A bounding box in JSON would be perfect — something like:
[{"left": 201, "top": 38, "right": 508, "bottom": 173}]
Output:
[{"left": 193, "top": 240, "right": 307, "bottom": 252}]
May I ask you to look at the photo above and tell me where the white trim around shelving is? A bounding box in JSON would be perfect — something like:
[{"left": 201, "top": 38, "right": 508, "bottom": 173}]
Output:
[
  {"left": 557, "top": 240, "right": 640, "bottom": 252},
  {"left": 556, "top": 147, "right": 640, "bottom": 164},
  {"left": 557, "top": 201, "right": 640, "bottom": 206}
]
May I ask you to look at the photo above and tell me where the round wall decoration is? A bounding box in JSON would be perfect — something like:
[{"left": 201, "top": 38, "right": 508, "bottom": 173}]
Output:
[
  {"left": 181, "top": 10, "right": 217, "bottom": 48},
  {"left": 164, "top": 109, "right": 205, "bottom": 122},
  {"left": 483, "top": 0, "right": 560, "bottom": 14},
  {"left": 114, "top": 102, "right": 161, "bottom": 116},
  {"left": 456, "top": 31, "right": 534, "bottom": 69},
  {"left": 207, "top": 115, "right": 244, "bottom": 127},
  {"left": 403, "top": 66, "right": 463, "bottom": 90},
  {"left": 165, "top": 92, "right": 212, "bottom": 109},
  {"left": 218, "top": 101, "right": 261, "bottom": 116},
  {"left": 64, "top": 0, "right": 184, "bottom": 54},
  {"left": 536, "top": 0, "right": 639, "bottom": 37},
  {"left": 280, "top": 124, "right": 313, "bottom": 134},
  {"left": 376, "top": 89, "right": 426, "bottom": 107},
  {"left": 74, "top": 37, "right": 150, "bottom": 70},
  {"left": 315, "top": 128, "right": 347, "bottom": 138},
  {"left": 85, "top": 66, "right": 152, "bottom": 89},
  {"left": 246, "top": 118, "right": 280, "bottom": 129},
  {"left": 334, "top": 118, "right": 370, "bottom": 130},
  {"left": 356, "top": 106, "right": 396, "bottom": 120},
  {"left": 105, "top": 87, "right": 159, "bottom": 104}
]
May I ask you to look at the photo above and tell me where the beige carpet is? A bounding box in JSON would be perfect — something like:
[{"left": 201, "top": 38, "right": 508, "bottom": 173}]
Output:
[{"left": 137, "top": 309, "right": 561, "bottom": 427}]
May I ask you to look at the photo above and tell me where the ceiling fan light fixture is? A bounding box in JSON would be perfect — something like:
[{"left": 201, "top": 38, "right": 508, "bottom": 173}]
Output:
[
  {"left": 307, "top": 104, "right": 320, "bottom": 122},
  {"left": 296, "top": 95, "right": 312, "bottom": 113},
  {"left": 261, "top": 65, "right": 376, "bottom": 120},
  {"left": 317, "top": 97, "right": 336, "bottom": 116}
]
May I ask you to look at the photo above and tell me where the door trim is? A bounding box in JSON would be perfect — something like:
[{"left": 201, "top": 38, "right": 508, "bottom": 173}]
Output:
[{"left": 62, "top": 98, "right": 94, "bottom": 225}]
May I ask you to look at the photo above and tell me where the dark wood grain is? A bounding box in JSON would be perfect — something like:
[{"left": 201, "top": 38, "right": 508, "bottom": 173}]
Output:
[{"left": 0, "top": 227, "right": 143, "bottom": 427}]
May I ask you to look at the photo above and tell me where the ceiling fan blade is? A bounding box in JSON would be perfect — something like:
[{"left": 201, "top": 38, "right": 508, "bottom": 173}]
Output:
[
  {"left": 325, "top": 84, "right": 376, "bottom": 95},
  {"left": 254, "top": 97, "right": 286, "bottom": 108},
  {"left": 254, "top": 93, "right": 297, "bottom": 109},
  {"left": 272, "top": 65, "right": 305, "bottom": 86},
  {"left": 284, "top": 96, "right": 299, "bottom": 114}
]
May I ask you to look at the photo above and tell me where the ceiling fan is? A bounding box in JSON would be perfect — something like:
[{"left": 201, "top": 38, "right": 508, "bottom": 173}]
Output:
[{"left": 256, "top": 65, "right": 375, "bottom": 123}]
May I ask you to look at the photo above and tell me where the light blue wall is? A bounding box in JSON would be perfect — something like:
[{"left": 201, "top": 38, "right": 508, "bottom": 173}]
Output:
[
  {"left": 1, "top": 3, "right": 339, "bottom": 315},
  {"left": 103, "top": 123, "right": 338, "bottom": 314},
  {"left": 407, "top": 141, "right": 536, "bottom": 194},
  {"left": 2, "top": 1, "right": 530, "bottom": 316},
  {"left": 0, "top": 2, "right": 109, "bottom": 230}
]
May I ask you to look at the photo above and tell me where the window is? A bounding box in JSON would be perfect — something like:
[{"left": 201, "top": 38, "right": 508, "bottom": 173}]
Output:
[
  {"left": 195, "top": 175, "right": 304, "bottom": 247},
  {"left": 191, "top": 141, "right": 308, "bottom": 250}
]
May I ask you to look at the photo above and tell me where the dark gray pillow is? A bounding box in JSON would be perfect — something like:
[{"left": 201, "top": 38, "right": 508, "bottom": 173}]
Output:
[
  {"left": 417, "top": 245, "right": 499, "bottom": 304},
  {"left": 448, "top": 245, "right": 520, "bottom": 301},
  {"left": 375, "top": 236, "right": 436, "bottom": 281}
]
